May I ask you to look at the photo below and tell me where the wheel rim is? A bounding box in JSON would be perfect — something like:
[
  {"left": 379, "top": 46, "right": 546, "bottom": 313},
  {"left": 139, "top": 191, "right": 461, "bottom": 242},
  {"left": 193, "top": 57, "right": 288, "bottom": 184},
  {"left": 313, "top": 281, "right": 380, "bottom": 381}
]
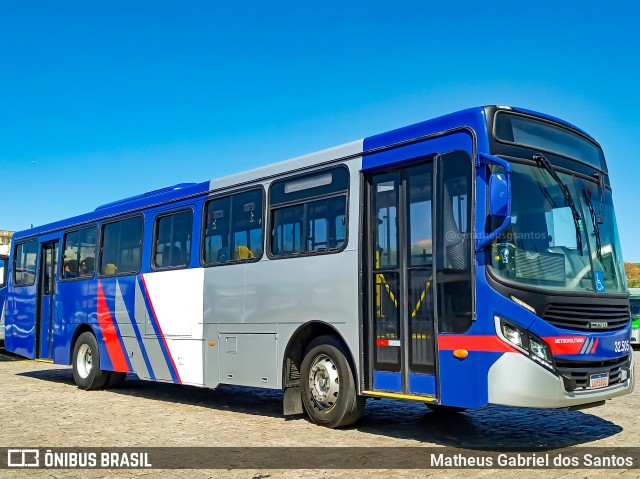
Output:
[
  {"left": 77, "top": 344, "right": 92, "bottom": 379},
  {"left": 308, "top": 353, "right": 340, "bottom": 411}
]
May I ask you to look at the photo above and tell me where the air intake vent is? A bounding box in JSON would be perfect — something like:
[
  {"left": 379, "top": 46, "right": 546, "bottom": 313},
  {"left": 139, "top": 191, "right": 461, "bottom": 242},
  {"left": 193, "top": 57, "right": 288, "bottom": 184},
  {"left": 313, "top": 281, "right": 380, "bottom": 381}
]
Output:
[
  {"left": 543, "top": 303, "right": 630, "bottom": 331},
  {"left": 555, "top": 355, "right": 630, "bottom": 390}
]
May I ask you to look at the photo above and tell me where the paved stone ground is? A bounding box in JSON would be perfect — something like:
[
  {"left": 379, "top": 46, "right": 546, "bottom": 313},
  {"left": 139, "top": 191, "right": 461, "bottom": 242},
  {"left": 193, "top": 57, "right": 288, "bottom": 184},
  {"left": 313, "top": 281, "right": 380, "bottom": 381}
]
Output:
[{"left": 0, "top": 348, "right": 638, "bottom": 478}]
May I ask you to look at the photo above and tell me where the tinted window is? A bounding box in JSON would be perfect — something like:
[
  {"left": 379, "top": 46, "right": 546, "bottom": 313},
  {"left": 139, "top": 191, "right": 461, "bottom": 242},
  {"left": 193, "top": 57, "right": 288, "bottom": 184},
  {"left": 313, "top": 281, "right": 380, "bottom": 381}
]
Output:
[
  {"left": 14, "top": 240, "right": 38, "bottom": 286},
  {"left": 270, "top": 167, "right": 349, "bottom": 258},
  {"left": 436, "top": 151, "right": 473, "bottom": 333},
  {"left": 495, "top": 112, "right": 605, "bottom": 171},
  {"left": 203, "top": 189, "right": 263, "bottom": 265},
  {"left": 153, "top": 210, "right": 193, "bottom": 270},
  {"left": 0, "top": 258, "right": 6, "bottom": 288},
  {"left": 62, "top": 227, "right": 97, "bottom": 280},
  {"left": 373, "top": 173, "right": 399, "bottom": 268},
  {"left": 407, "top": 165, "right": 433, "bottom": 266},
  {"left": 100, "top": 216, "right": 143, "bottom": 276}
]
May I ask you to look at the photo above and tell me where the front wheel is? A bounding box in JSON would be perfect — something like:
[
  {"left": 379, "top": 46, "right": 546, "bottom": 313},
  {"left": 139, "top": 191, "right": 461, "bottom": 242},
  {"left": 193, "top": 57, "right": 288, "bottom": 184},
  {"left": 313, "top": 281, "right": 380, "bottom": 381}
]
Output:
[
  {"left": 72, "top": 332, "right": 109, "bottom": 390},
  {"left": 300, "top": 335, "right": 365, "bottom": 428}
]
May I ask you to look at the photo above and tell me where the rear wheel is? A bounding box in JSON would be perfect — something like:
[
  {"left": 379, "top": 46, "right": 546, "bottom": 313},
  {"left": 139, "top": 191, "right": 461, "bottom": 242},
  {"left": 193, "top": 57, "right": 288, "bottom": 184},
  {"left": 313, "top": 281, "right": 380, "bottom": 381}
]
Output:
[
  {"left": 72, "top": 332, "right": 109, "bottom": 390},
  {"left": 300, "top": 335, "right": 365, "bottom": 428}
]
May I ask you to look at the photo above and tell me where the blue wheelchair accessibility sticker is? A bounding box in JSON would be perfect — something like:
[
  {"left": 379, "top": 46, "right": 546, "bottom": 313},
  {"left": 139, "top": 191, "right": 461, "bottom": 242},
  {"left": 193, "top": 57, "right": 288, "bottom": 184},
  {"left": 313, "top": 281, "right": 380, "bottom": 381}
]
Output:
[{"left": 594, "top": 271, "right": 605, "bottom": 293}]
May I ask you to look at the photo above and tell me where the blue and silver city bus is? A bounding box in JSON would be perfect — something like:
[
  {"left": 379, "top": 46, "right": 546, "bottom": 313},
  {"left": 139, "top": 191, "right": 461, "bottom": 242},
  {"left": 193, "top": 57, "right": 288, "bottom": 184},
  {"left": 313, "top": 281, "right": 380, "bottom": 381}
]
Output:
[
  {"left": 3, "top": 106, "right": 633, "bottom": 427},
  {"left": 0, "top": 254, "right": 7, "bottom": 344}
]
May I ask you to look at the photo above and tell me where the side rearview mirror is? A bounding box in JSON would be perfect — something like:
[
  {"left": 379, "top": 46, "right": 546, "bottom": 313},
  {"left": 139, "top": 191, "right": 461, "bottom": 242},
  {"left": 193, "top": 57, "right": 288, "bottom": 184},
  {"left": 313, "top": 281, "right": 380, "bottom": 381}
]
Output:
[
  {"left": 475, "top": 153, "right": 513, "bottom": 251},
  {"left": 489, "top": 173, "right": 510, "bottom": 218}
]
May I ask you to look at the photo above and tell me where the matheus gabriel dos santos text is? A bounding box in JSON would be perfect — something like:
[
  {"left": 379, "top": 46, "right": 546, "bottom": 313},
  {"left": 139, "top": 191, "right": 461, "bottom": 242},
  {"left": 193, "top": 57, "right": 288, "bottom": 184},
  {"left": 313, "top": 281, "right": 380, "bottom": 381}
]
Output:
[{"left": 431, "top": 452, "right": 634, "bottom": 468}]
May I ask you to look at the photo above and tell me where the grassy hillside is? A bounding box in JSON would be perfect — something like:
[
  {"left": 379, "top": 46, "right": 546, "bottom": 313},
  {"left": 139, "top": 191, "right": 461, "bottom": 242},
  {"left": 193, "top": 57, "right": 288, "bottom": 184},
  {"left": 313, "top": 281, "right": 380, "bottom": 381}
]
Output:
[{"left": 625, "top": 262, "right": 640, "bottom": 288}]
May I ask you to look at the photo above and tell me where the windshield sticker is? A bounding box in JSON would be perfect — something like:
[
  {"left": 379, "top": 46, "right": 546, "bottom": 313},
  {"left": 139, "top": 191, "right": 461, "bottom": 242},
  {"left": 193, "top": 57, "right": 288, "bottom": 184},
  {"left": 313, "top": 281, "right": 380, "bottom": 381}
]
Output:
[{"left": 594, "top": 272, "right": 605, "bottom": 293}]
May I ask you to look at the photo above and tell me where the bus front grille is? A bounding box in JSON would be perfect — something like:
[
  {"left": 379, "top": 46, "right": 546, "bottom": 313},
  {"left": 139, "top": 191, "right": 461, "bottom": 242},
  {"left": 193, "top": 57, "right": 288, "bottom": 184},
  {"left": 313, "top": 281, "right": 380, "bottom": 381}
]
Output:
[
  {"left": 543, "top": 303, "right": 630, "bottom": 331},
  {"left": 555, "top": 355, "right": 630, "bottom": 390}
]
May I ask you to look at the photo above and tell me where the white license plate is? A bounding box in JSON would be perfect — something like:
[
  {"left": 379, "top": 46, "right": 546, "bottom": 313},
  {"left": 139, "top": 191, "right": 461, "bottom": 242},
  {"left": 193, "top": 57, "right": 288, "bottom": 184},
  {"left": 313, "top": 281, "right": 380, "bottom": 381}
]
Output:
[{"left": 589, "top": 372, "right": 609, "bottom": 389}]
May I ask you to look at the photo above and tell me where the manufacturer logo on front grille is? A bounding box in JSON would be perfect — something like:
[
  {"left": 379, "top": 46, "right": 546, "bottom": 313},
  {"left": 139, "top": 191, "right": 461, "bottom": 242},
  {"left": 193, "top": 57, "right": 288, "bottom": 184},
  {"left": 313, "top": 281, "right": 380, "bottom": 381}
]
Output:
[{"left": 590, "top": 321, "right": 609, "bottom": 329}]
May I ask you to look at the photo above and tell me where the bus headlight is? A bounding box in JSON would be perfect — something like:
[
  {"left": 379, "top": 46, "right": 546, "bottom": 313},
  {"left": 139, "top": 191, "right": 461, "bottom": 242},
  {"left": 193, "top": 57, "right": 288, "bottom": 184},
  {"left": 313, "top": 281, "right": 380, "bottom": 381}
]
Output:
[
  {"left": 529, "top": 338, "right": 553, "bottom": 367},
  {"left": 501, "top": 323, "right": 523, "bottom": 347},
  {"left": 497, "top": 317, "right": 554, "bottom": 372}
]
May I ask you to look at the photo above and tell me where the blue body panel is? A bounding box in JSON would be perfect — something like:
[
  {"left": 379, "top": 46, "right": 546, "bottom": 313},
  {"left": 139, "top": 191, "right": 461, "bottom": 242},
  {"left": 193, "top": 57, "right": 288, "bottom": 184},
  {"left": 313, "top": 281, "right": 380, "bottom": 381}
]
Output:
[
  {"left": 0, "top": 254, "right": 7, "bottom": 334},
  {"left": 363, "top": 107, "right": 488, "bottom": 172}
]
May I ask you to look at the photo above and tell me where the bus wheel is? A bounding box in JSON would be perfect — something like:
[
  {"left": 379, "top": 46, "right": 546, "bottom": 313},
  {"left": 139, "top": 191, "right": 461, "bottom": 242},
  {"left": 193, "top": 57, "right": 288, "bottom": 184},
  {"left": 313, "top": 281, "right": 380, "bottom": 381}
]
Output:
[
  {"left": 105, "top": 372, "right": 127, "bottom": 389},
  {"left": 300, "top": 335, "right": 365, "bottom": 428},
  {"left": 72, "top": 332, "right": 109, "bottom": 390},
  {"left": 426, "top": 404, "right": 467, "bottom": 414}
]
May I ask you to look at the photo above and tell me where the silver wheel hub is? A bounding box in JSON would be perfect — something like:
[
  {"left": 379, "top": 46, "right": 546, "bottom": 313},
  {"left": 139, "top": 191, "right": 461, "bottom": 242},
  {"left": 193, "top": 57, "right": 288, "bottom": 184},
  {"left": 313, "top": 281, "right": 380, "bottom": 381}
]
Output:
[
  {"left": 77, "top": 344, "right": 92, "bottom": 379},
  {"left": 308, "top": 354, "right": 340, "bottom": 410}
]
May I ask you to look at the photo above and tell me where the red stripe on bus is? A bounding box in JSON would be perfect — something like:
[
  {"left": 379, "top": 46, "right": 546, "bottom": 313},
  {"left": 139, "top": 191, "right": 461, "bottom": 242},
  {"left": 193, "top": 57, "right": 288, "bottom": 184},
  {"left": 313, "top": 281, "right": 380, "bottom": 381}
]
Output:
[
  {"left": 437, "top": 335, "right": 517, "bottom": 353},
  {"left": 377, "top": 339, "right": 389, "bottom": 346},
  {"left": 590, "top": 337, "right": 599, "bottom": 354},
  {"left": 96, "top": 281, "right": 130, "bottom": 372},
  {"left": 541, "top": 336, "right": 586, "bottom": 355}
]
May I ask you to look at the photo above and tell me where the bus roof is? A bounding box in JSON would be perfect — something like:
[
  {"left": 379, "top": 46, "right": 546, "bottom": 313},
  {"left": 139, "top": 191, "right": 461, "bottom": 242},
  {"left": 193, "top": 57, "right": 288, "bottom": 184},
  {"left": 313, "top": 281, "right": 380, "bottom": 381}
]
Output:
[{"left": 12, "top": 105, "right": 595, "bottom": 241}]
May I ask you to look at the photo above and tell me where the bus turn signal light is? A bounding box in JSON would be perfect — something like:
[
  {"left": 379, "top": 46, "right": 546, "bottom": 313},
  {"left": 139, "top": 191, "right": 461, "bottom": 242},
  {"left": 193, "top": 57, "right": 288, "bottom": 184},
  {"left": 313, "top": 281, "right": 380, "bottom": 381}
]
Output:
[
  {"left": 453, "top": 349, "right": 468, "bottom": 359},
  {"left": 208, "top": 341, "right": 216, "bottom": 347}
]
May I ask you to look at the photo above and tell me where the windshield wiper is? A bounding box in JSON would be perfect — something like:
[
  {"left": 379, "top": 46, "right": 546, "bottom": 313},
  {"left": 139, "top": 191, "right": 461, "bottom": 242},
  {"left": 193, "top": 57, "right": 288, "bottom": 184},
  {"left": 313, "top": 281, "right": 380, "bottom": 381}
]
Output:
[
  {"left": 594, "top": 171, "right": 606, "bottom": 224},
  {"left": 583, "top": 188, "right": 603, "bottom": 260},
  {"left": 532, "top": 153, "right": 583, "bottom": 254}
]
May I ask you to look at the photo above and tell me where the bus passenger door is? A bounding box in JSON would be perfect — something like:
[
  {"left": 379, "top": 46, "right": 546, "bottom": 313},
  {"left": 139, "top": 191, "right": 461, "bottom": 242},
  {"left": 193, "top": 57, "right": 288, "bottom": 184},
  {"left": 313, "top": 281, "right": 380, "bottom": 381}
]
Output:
[
  {"left": 367, "top": 162, "right": 438, "bottom": 398},
  {"left": 366, "top": 152, "right": 473, "bottom": 400},
  {"left": 36, "top": 241, "right": 59, "bottom": 360}
]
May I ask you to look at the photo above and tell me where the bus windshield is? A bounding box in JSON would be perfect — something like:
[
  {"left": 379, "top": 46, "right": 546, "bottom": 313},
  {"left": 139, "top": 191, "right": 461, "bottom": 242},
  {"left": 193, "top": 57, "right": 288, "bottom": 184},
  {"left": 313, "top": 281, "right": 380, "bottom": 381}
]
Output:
[{"left": 490, "top": 161, "right": 626, "bottom": 293}]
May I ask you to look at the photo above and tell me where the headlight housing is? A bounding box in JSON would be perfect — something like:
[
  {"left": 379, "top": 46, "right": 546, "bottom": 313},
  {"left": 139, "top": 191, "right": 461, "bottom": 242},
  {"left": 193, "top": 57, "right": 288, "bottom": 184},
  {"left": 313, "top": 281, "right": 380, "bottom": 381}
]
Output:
[{"left": 497, "top": 317, "right": 554, "bottom": 371}]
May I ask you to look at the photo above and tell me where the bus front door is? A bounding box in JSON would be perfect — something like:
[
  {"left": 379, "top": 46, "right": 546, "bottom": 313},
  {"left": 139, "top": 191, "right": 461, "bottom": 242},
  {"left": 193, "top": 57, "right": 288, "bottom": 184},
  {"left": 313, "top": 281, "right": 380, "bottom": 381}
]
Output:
[
  {"left": 367, "top": 161, "right": 438, "bottom": 398},
  {"left": 366, "top": 151, "right": 474, "bottom": 400},
  {"left": 36, "top": 241, "right": 58, "bottom": 360}
]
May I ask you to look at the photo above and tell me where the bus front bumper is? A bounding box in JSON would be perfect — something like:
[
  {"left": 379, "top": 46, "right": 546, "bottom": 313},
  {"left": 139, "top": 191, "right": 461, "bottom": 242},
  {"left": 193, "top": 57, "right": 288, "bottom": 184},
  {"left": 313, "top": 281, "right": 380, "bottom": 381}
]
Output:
[{"left": 487, "top": 351, "right": 634, "bottom": 408}]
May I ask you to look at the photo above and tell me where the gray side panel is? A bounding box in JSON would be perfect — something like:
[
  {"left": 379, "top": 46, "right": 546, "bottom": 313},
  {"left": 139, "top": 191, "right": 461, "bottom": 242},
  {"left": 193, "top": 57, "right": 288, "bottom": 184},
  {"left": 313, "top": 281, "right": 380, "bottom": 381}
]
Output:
[
  {"left": 219, "top": 333, "right": 278, "bottom": 388},
  {"left": 203, "top": 263, "right": 245, "bottom": 324},
  {"left": 202, "top": 156, "right": 363, "bottom": 390}
]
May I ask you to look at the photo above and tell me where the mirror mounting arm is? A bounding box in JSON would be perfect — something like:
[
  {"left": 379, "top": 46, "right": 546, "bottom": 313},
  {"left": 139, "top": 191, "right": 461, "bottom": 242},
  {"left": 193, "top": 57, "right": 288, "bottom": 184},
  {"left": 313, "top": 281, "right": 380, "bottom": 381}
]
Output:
[{"left": 475, "top": 153, "right": 512, "bottom": 252}]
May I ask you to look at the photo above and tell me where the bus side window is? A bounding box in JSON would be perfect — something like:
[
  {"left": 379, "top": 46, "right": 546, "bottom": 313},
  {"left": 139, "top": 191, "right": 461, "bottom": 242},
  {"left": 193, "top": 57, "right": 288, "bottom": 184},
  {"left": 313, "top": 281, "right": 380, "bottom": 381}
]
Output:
[
  {"left": 100, "top": 216, "right": 143, "bottom": 276},
  {"left": 62, "top": 227, "right": 97, "bottom": 280},
  {"left": 152, "top": 210, "right": 193, "bottom": 270},
  {"left": 269, "top": 166, "right": 349, "bottom": 258},
  {"left": 202, "top": 188, "right": 263, "bottom": 266},
  {"left": 14, "top": 240, "right": 38, "bottom": 287}
]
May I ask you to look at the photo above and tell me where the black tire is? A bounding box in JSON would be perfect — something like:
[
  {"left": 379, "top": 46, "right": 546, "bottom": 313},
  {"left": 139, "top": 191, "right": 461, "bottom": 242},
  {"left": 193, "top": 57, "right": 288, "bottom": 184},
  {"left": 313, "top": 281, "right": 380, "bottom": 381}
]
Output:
[
  {"left": 72, "top": 332, "right": 109, "bottom": 390},
  {"left": 105, "top": 371, "right": 127, "bottom": 389},
  {"left": 426, "top": 404, "right": 467, "bottom": 414},
  {"left": 300, "top": 335, "right": 365, "bottom": 428}
]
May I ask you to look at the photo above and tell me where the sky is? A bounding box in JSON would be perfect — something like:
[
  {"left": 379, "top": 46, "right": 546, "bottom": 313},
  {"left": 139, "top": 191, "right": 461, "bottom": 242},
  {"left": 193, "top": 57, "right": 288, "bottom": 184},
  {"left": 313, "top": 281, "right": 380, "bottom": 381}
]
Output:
[{"left": 1, "top": 2, "right": 640, "bottom": 260}]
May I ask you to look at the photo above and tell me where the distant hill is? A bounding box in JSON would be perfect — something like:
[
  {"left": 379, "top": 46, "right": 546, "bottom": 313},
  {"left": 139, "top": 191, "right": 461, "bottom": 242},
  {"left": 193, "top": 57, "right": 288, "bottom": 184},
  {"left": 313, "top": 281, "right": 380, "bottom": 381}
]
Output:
[{"left": 625, "top": 262, "right": 640, "bottom": 288}]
